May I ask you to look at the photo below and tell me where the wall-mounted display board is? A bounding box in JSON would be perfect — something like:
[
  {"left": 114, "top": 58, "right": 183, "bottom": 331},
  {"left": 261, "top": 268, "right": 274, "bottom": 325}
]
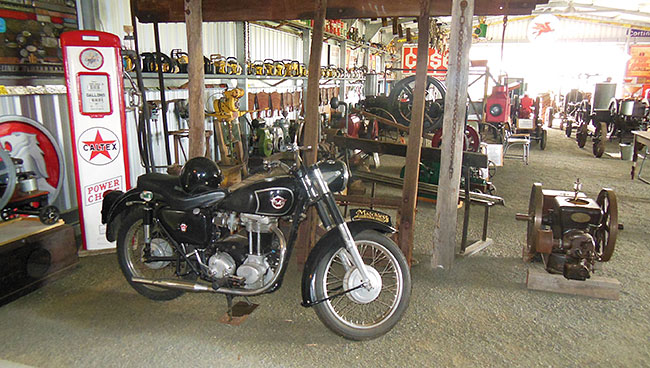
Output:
[{"left": 0, "top": 0, "right": 78, "bottom": 72}]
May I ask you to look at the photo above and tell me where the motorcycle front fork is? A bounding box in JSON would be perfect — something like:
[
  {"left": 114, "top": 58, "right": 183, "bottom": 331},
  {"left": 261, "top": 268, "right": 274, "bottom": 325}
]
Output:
[{"left": 308, "top": 170, "right": 375, "bottom": 290}]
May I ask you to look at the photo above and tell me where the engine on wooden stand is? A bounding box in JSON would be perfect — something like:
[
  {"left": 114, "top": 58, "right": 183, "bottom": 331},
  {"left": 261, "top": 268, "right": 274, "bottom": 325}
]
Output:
[{"left": 516, "top": 180, "right": 618, "bottom": 280}]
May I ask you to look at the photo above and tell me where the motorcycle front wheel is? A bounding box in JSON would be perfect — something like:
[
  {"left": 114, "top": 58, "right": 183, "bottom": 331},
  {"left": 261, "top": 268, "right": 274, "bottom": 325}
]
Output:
[
  {"left": 312, "top": 230, "right": 411, "bottom": 340},
  {"left": 117, "top": 208, "right": 188, "bottom": 301}
]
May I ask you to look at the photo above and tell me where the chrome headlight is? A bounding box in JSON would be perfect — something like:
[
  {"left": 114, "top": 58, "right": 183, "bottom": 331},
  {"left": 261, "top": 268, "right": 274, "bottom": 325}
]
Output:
[{"left": 317, "top": 160, "right": 349, "bottom": 193}]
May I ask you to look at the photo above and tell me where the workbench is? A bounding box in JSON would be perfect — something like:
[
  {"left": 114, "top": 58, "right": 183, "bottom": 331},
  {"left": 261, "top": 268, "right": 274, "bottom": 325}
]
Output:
[{"left": 631, "top": 130, "right": 650, "bottom": 184}]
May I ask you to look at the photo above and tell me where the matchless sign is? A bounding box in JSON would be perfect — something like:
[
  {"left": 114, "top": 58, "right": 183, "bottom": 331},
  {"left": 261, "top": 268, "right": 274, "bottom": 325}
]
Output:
[{"left": 61, "top": 30, "right": 131, "bottom": 250}]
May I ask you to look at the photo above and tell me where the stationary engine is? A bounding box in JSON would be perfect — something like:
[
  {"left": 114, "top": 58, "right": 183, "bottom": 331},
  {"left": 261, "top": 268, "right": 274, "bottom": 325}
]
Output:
[
  {"left": 485, "top": 85, "right": 511, "bottom": 123},
  {"left": 516, "top": 180, "right": 618, "bottom": 280}
]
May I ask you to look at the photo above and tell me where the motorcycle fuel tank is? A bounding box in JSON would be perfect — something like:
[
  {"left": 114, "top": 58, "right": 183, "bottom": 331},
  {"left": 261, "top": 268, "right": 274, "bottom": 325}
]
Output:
[{"left": 219, "top": 175, "right": 297, "bottom": 216}]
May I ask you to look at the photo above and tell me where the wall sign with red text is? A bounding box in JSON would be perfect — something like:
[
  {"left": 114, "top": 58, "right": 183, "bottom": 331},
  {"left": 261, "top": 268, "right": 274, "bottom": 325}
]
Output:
[
  {"left": 401, "top": 44, "right": 449, "bottom": 80},
  {"left": 61, "top": 30, "right": 131, "bottom": 251}
]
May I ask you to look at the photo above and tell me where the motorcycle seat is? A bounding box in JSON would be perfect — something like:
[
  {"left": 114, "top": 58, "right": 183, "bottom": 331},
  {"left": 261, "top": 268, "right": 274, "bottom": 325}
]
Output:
[{"left": 137, "top": 173, "right": 228, "bottom": 210}]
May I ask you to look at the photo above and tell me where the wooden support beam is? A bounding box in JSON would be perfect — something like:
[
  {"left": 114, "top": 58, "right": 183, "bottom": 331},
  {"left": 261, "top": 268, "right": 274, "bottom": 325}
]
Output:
[
  {"left": 432, "top": 0, "right": 474, "bottom": 270},
  {"left": 328, "top": 135, "right": 488, "bottom": 168},
  {"left": 133, "top": 0, "right": 547, "bottom": 23},
  {"left": 185, "top": 0, "right": 206, "bottom": 159},
  {"left": 295, "top": 0, "right": 327, "bottom": 267},
  {"left": 398, "top": 0, "right": 430, "bottom": 266}
]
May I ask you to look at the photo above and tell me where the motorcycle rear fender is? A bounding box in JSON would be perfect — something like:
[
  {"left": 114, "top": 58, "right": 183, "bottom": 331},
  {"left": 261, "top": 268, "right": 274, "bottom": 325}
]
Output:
[
  {"left": 300, "top": 220, "right": 396, "bottom": 307},
  {"left": 102, "top": 188, "right": 144, "bottom": 242}
]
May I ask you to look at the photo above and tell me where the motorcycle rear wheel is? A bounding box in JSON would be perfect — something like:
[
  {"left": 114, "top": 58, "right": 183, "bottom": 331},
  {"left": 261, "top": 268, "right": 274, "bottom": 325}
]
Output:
[
  {"left": 117, "top": 208, "right": 187, "bottom": 301},
  {"left": 312, "top": 230, "right": 411, "bottom": 340}
]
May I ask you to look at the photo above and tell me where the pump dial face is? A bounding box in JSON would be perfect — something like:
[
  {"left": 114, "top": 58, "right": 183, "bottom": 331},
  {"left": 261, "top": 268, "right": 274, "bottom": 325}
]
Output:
[{"left": 80, "top": 48, "right": 103, "bottom": 70}]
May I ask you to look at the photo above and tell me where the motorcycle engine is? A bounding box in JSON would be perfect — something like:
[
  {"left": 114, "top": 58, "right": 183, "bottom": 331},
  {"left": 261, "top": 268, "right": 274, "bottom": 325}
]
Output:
[
  {"left": 211, "top": 212, "right": 281, "bottom": 289},
  {"left": 207, "top": 252, "right": 236, "bottom": 279}
]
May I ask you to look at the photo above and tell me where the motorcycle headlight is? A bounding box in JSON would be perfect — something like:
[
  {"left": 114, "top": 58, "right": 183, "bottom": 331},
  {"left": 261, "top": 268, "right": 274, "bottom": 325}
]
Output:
[
  {"left": 489, "top": 104, "right": 503, "bottom": 117},
  {"left": 317, "top": 160, "right": 349, "bottom": 193}
]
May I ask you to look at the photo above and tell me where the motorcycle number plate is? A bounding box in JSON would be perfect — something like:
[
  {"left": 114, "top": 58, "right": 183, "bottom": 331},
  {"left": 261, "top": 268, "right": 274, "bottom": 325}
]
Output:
[{"left": 350, "top": 208, "right": 393, "bottom": 227}]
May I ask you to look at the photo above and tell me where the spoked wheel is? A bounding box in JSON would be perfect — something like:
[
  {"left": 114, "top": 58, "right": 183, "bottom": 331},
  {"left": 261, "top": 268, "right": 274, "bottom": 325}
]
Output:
[
  {"left": 312, "top": 230, "right": 411, "bottom": 340},
  {"left": 117, "top": 208, "right": 191, "bottom": 301},
  {"left": 595, "top": 189, "right": 618, "bottom": 262},
  {"left": 593, "top": 122, "right": 607, "bottom": 158},
  {"left": 430, "top": 125, "right": 481, "bottom": 152},
  {"left": 539, "top": 129, "right": 547, "bottom": 150},
  {"left": 38, "top": 205, "right": 60, "bottom": 225},
  {"left": 576, "top": 124, "right": 588, "bottom": 148},
  {"left": 388, "top": 75, "right": 446, "bottom": 133},
  {"left": 366, "top": 107, "right": 399, "bottom": 142},
  {"left": 565, "top": 120, "right": 573, "bottom": 137}
]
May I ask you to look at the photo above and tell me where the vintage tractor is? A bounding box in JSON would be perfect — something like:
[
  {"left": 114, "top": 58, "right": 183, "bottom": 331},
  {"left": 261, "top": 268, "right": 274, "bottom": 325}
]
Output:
[{"left": 516, "top": 180, "right": 617, "bottom": 281}]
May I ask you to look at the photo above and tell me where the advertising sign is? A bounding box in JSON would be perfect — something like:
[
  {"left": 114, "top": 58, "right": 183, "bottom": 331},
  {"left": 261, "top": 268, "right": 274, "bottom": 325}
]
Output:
[
  {"left": 61, "top": 30, "right": 130, "bottom": 250},
  {"left": 401, "top": 44, "right": 449, "bottom": 80},
  {"left": 626, "top": 45, "right": 650, "bottom": 79}
]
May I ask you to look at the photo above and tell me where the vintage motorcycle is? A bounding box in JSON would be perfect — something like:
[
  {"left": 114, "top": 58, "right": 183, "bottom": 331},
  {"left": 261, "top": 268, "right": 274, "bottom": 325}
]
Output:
[{"left": 101, "top": 138, "right": 411, "bottom": 340}]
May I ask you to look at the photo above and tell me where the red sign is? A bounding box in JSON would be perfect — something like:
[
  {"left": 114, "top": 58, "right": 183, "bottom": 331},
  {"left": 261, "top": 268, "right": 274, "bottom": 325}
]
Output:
[
  {"left": 626, "top": 45, "right": 650, "bottom": 79},
  {"left": 402, "top": 44, "right": 449, "bottom": 80}
]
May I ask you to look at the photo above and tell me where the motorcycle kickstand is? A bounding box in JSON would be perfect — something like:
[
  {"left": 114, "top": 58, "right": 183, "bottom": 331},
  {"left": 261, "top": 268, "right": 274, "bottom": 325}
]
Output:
[{"left": 225, "top": 294, "right": 234, "bottom": 321}]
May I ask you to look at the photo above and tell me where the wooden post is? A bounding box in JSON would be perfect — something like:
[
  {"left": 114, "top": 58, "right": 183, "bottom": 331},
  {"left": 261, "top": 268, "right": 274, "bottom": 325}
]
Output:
[
  {"left": 397, "top": 0, "right": 430, "bottom": 266},
  {"left": 432, "top": 0, "right": 475, "bottom": 269},
  {"left": 185, "top": 0, "right": 206, "bottom": 159},
  {"left": 295, "top": 0, "right": 327, "bottom": 267}
]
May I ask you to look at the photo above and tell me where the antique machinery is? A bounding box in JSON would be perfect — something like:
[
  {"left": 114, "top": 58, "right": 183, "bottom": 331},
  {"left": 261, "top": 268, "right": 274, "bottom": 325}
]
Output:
[
  {"left": 0, "top": 149, "right": 60, "bottom": 224},
  {"left": 206, "top": 87, "right": 263, "bottom": 175},
  {"left": 516, "top": 180, "right": 618, "bottom": 281},
  {"left": 387, "top": 75, "right": 446, "bottom": 133},
  {"left": 510, "top": 95, "right": 547, "bottom": 150},
  {"left": 574, "top": 83, "right": 649, "bottom": 157}
]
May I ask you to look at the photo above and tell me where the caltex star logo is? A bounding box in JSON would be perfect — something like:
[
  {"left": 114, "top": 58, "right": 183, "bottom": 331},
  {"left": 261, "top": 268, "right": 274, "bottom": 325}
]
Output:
[
  {"left": 82, "top": 131, "right": 116, "bottom": 160},
  {"left": 77, "top": 127, "right": 120, "bottom": 165}
]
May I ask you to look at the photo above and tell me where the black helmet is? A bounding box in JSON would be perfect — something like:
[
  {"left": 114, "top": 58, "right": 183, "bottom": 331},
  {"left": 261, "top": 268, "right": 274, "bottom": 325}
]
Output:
[{"left": 179, "top": 157, "right": 223, "bottom": 192}]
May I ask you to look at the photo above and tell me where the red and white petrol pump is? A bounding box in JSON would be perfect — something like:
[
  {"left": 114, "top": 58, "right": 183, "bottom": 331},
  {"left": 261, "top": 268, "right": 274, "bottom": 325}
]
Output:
[{"left": 61, "top": 30, "right": 131, "bottom": 250}]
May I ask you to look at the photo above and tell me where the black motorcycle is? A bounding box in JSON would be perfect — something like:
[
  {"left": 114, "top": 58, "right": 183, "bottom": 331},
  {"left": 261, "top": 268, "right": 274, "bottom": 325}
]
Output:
[{"left": 101, "top": 139, "right": 411, "bottom": 340}]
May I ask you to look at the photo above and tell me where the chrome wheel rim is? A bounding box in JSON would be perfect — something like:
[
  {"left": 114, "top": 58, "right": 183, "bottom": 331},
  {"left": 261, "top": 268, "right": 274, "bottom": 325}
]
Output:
[
  {"left": 125, "top": 220, "right": 177, "bottom": 282},
  {"left": 322, "top": 240, "right": 403, "bottom": 329}
]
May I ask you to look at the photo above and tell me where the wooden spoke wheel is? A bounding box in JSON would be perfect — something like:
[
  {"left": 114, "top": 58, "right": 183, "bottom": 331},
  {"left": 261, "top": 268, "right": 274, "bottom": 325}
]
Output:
[
  {"left": 520, "top": 183, "right": 543, "bottom": 262},
  {"left": 595, "top": 189, "right": 618, "bottom": 262}
]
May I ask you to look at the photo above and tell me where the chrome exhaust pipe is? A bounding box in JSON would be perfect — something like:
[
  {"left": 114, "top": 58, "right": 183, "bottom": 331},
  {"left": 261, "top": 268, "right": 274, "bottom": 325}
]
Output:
[{"left": 131, "top": 277, "right": 217, "bottom": 292}]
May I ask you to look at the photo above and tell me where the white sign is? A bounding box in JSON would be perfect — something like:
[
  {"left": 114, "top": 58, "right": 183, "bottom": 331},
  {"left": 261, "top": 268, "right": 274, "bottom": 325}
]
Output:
[
  {"left": 527, "top": 14, "right": 561, "bottom": 43},
  {"left": 79, "top": 74, "right": 111, "bottom": 114},
  {"left": 62, "top": 31, "right": 131, "bottom": 251}
]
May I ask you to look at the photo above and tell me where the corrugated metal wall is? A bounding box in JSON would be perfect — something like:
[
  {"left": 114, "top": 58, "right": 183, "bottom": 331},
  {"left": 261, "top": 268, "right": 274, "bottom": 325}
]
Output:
[
  {"left": 94, "top": 0, "right": 236, "bottom": 57},
  {"left": 249, "top": 24, "right": 303, "bottom": 61}
]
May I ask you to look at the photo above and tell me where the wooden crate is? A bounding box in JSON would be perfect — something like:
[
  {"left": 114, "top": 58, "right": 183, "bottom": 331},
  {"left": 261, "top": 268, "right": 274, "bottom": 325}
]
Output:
[{"left": 0, "top": 218, "right": 79, "bottom": 306}]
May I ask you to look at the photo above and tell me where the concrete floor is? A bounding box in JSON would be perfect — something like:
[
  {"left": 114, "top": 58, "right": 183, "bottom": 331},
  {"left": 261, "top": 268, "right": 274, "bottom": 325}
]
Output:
[{"left": 1, "top": 127, "right": 649, "bottom": 367}]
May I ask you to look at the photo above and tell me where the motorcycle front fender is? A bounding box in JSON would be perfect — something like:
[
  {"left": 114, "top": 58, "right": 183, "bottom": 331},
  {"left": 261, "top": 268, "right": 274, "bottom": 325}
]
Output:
[
  {"left": 300, "top": 219, "right": 396, "bottom": 308},
  {"left": 102, "top": 188, "right": 143, "bottom": 242}
]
